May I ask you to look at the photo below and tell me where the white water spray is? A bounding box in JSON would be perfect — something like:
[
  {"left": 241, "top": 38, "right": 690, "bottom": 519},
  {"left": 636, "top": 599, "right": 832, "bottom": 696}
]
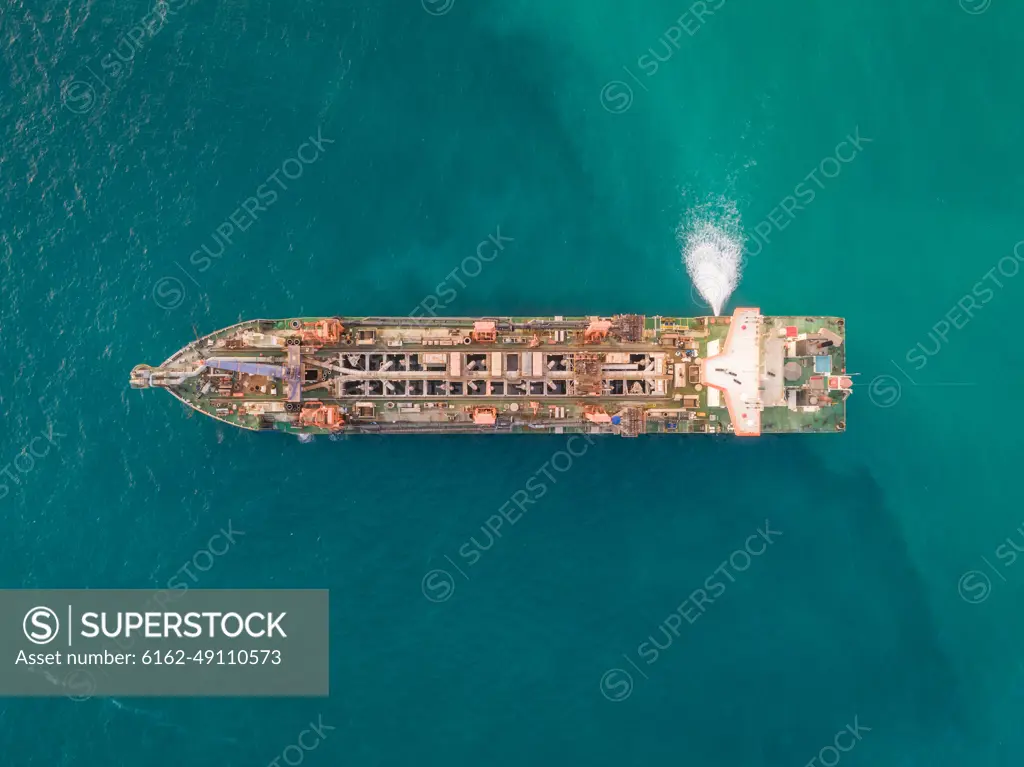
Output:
[{"left": 680, "top": 200, "right": 743, "bottom": 316}]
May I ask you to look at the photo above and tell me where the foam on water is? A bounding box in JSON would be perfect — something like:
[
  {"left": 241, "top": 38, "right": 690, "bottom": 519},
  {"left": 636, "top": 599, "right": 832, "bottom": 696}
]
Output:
[{"left": 679, "top": 198, "right": 744, "bottom": 316}]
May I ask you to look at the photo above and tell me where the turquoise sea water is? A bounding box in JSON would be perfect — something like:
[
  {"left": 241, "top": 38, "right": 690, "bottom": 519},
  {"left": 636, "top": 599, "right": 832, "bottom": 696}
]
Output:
[{"left": 2, "top": 0, "right": 1024, "bottom": 764}]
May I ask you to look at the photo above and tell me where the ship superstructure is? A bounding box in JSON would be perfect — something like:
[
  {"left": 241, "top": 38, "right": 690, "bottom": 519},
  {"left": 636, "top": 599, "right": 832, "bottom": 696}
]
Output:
[{"left": 130, "top": 308, "right": 851, "bottom": 437}]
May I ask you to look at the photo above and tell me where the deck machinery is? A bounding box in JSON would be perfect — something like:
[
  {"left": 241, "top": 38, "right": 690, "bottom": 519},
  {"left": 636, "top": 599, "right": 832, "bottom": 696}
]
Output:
[{"left": 130, "top": 308, "right": 851, "bottom": 437}]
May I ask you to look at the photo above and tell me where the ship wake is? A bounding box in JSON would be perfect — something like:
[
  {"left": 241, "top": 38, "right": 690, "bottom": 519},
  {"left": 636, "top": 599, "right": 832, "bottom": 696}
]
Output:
[{"left": 679, "top": 200, "right": 743, "bottom": 316}]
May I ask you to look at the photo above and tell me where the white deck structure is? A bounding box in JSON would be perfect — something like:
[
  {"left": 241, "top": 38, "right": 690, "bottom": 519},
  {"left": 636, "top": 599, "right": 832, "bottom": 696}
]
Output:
[{"left": 702, "top": 307, "right": 763, "bottom": 436}]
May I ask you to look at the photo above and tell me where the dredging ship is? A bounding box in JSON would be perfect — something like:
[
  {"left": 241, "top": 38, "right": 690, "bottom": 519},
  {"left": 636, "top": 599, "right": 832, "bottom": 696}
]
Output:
[{"left": 130, "top": 308, "right": 851, "bottom": 437}]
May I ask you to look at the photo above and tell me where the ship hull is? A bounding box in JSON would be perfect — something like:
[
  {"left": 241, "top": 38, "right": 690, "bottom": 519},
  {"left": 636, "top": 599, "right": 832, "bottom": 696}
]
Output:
[{"left": 131, "top": 309, "right": 850, "bottom": 437}]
